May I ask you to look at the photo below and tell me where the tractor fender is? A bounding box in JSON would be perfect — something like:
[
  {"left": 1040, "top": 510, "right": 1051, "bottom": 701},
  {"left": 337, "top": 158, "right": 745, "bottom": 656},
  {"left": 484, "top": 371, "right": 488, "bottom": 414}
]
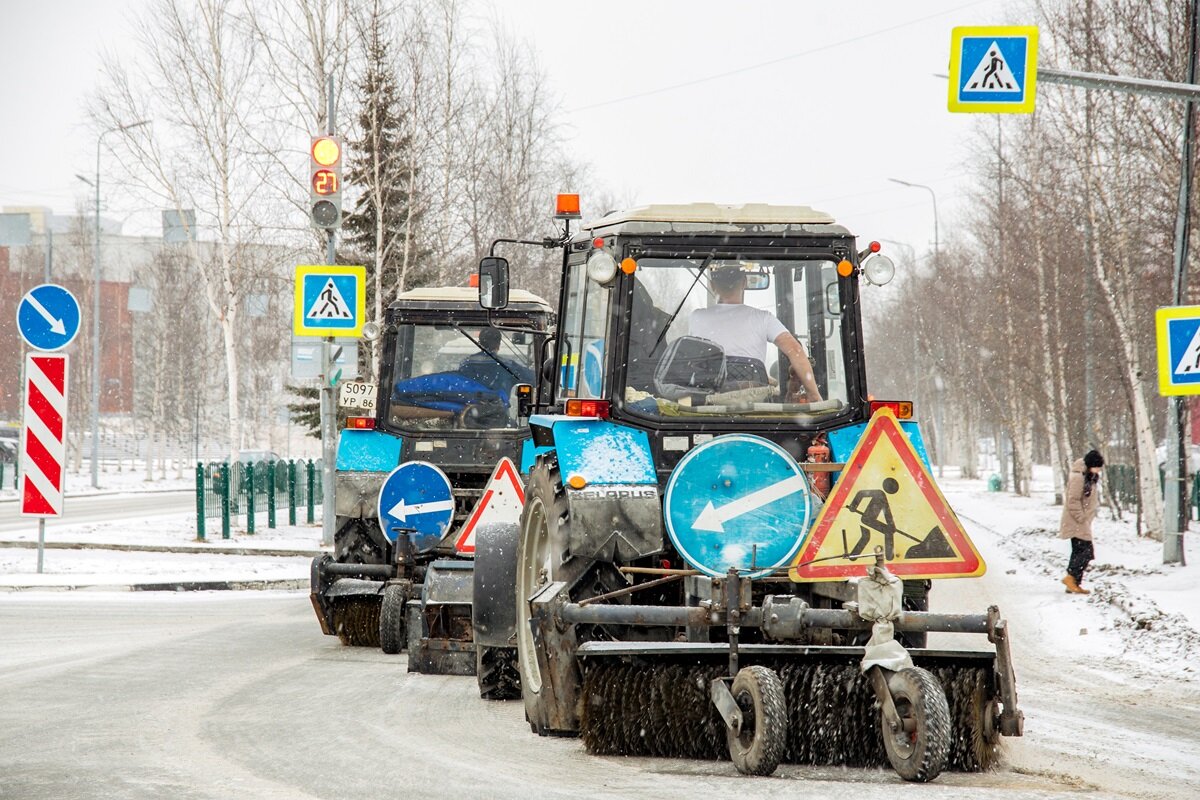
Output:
[
  {"left": 334, "top": 428, "right": 403, "bottom": 518},
  {"left": 528, "top": 415, "right": 664, "bottom": 561},
  {"left": 565, "top": 485, "right": 665, "bottom": 562},
  {"left": 472, "top": 520, "right": 521, "bottom": 647}
]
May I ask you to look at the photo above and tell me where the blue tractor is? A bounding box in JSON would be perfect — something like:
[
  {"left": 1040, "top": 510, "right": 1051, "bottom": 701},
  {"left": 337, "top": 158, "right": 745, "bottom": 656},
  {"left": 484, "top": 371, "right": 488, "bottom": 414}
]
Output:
[
  {"left": 471, "top": 203, "right": 1023, "bottom": 781},
  {"left": 310, "top": 285, "right": 551, "bottom": 681}
]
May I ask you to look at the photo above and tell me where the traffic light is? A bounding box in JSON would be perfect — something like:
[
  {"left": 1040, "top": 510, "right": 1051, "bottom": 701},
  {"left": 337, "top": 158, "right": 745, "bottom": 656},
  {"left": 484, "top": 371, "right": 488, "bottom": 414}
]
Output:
[{"left": 310, "top": 135, "right": 342, "bottom": 229}]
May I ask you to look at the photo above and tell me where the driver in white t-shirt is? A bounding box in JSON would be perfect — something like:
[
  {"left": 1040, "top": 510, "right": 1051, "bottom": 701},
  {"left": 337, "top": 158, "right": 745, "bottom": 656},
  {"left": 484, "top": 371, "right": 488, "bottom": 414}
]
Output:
[{"left": 689, "top": 265, "right": 823, "bottom": 402}]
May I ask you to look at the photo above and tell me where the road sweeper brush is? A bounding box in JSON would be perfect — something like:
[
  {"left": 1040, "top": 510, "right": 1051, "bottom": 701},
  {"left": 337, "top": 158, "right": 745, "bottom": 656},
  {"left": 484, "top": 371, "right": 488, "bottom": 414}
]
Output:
[{"left": 471, "top": 202, "right": 1024, "bottom": 782}]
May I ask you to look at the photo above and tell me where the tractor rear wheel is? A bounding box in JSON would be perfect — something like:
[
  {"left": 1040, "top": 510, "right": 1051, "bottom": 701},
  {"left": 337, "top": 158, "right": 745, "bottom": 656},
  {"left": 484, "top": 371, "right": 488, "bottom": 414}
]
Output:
[
  {"left": 881, "top": 667, "right": 951, "bottom": 782},
  {"left": 726, "top": 666, "right": 788, "bottom": 776},
  {"left": 379, "top": 584, "right": 406, "bottom": 655}
]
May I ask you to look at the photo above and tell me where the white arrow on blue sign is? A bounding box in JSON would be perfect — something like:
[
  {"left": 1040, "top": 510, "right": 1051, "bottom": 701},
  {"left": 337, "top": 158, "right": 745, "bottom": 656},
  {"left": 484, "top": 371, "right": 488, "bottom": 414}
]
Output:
[
  {"left": 664, "top": 434, "right": 814, "bottom": 579},
  {"left": 16, "top": 284, "right": 82, "bottom": 352},
  {"left": 376, "top": 461, "right": 455, "bottom": 551}
]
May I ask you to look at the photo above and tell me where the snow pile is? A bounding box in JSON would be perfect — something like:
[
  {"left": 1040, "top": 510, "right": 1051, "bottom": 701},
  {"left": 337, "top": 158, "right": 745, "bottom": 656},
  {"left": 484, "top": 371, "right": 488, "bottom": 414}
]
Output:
[{"left": 947, "top": 471, "right": 1200, "bottom": 680}]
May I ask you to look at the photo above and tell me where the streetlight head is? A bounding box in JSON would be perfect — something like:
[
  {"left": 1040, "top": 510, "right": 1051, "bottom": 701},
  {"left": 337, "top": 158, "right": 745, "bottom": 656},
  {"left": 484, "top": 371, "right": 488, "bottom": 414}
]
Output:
[
  {"left": 122, "top": 120, "right": 151, "bottom": 131},
  {"left": 75, "top": 173, "right": 94, "bottom": 186},
  {"left": 888, "top": 177, "right": 915, "bottom": 188}
]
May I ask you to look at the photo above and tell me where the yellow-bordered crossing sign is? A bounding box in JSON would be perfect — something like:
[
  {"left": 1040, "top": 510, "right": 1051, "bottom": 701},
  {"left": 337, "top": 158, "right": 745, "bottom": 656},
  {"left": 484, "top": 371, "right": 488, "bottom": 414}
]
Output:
[
  {"left": 293, "top": 264, "right": 365, "bottom": 337},
  {"left": 948, "top": 26, "right": 1038, "bottom": 114}
]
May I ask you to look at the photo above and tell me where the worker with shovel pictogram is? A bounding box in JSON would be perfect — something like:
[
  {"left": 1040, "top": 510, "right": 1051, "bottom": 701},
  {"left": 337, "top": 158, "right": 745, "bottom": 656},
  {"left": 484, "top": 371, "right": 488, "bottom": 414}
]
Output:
[{"left": 844, "top": 477, "right": 954, "bottom": 561}]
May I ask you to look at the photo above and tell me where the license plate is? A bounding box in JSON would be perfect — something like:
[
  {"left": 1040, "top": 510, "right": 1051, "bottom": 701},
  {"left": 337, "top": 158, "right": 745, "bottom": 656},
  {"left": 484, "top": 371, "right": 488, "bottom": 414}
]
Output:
[{"left": 338, "top": 381, "right": 377, "bottom": 410}]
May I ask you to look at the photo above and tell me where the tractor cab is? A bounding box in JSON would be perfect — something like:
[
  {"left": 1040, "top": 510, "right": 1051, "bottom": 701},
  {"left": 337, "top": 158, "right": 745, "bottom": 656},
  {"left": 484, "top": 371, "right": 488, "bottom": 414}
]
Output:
[{"left": 484, "top": 203, "right": 896, "bottom": 471}]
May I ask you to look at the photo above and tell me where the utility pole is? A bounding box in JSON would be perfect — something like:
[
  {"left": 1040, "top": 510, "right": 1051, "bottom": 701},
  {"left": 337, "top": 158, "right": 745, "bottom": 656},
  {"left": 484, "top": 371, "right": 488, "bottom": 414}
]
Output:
[
  {"left": 321, "top": 74, "right": 338, "bottom": 548},
  {"left": 1165, "top": 0, "right": 1199, "bottom": 566}
]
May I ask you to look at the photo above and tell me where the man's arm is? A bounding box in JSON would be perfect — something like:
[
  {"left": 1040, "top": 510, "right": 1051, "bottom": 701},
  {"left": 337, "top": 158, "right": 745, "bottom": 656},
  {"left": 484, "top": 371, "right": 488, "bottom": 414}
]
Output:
[{"left": 774, "top": 332, "right": 822, "bottom": 402}]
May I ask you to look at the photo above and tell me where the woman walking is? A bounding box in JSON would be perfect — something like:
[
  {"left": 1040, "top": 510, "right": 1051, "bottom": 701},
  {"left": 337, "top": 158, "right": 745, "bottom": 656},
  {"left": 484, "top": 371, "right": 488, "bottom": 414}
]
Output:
[{"left": 1060, "top": 450, "right": 1104, "bottom": 595}]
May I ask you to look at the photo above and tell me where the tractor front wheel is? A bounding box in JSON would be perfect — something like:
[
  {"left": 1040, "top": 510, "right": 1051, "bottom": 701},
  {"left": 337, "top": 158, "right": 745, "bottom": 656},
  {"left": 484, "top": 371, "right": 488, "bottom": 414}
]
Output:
[
  {"left": 881, "top": 667, "right": 951, "bottom": 782},
  {"left": 726, "top": 666, "right": 788, "bottom": 776},
  {"left": 379, "top": 584, "right": 406, "bottom": 654}
]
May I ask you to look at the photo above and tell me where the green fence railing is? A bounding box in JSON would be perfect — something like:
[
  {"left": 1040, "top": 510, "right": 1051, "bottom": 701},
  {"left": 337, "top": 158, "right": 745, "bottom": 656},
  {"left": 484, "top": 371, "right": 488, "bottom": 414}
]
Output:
[
  {"left": 195, "top": 458, "right": 322, "bottom": 541},
  {"left": 1107, "top": 464, "right": 1200, "bottom": 519}
]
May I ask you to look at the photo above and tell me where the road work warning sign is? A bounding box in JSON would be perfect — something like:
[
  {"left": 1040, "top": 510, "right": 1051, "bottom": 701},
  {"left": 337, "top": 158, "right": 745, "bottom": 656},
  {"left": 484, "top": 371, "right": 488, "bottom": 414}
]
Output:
[
  {"left": 454, "top": 457, "right": 525, "bottom": 555},
  {"left": 790, "top": 408, "right": 984, "bottom": 581}
]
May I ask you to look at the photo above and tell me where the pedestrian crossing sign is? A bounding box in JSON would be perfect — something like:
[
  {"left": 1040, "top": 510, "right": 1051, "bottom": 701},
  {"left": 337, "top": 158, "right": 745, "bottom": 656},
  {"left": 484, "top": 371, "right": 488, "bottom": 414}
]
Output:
[
  {"left": 293, "top": 264, "right": 366, "bottom": 337},
  {"left": 1155, "top": 305, "right": 1200, "bottom": 396},
  {"left": 790, "top": 408, "right": 985, "bottom": 582},
  {"left": 948, "top": 26, "right": 1038, "bottom": 114}
]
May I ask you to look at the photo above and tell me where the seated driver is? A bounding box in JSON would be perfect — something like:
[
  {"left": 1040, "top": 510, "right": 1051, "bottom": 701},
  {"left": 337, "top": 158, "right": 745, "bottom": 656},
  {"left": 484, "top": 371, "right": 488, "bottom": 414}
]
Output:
[
  {"left": 688, "top": 264, "right": 822, "bottom": 402},
  {"left": 457, "top": 327, "right": 533, "bottom": 397}
]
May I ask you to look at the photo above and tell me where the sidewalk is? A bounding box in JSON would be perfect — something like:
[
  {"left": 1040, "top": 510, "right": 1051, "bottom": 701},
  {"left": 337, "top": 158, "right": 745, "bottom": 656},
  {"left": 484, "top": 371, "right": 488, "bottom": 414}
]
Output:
[{"left": 0, "top": 494, "right": 326, "bottom": 592}]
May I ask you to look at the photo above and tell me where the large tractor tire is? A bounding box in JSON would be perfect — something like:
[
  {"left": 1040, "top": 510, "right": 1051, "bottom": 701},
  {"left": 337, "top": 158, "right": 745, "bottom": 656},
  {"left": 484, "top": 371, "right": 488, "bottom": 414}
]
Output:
[
  {"left": 379, "top": 584, "right": 407, "bottom": 655},
  {"left": 881, "top": 667, "right": 952, "bottom": 782},
  {"left": 516, "top": 456, "right": 584, "bottom": 735}
]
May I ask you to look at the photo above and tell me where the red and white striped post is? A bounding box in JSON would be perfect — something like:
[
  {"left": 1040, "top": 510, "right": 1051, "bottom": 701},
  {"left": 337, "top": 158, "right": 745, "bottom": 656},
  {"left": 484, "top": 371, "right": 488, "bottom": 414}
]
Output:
[{"left": 20, "top": 353, "right": 69, "bottom": 572}]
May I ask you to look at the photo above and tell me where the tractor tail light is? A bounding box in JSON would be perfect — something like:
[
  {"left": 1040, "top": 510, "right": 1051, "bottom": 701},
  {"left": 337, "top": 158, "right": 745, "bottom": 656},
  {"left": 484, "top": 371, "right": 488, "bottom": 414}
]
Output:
[
  {"left": 869, "top": 400, "right": 913, "bottom": 419},
  {"left": 346, "top": 416, "right": 376, "bottom": 429},
  {"left": 565, "top": 398, "right": 609, "bottom": 418}
]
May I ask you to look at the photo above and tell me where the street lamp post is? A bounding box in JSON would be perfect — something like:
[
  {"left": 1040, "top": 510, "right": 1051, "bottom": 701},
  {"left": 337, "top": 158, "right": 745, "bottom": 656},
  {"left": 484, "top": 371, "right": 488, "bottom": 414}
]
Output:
[
  {"left": 888, "top": 178, "right": 940, "bottom": 266},
  {"left": 81, "top": 120, "right": 149, "bottom": 488},
  {"left": 889, "top": 180, "right": 944, "bottom": 474}
]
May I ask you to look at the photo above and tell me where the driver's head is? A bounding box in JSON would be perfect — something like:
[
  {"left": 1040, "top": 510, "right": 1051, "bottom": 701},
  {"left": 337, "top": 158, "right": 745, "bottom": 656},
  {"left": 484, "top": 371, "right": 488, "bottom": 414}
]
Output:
[
  {"left": 478, "top": 327, "right": 502, "bottom": 352},
  {"left": 710, "top": 265, "right": 746, "bottom": 298}
]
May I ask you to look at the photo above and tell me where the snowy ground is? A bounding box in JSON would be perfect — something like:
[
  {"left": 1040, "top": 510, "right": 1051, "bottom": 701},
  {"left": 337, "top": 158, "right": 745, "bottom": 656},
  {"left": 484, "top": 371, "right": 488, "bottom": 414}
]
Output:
[
  {"left": 0, "top": 489, "right": 323, "bottom": 589},
  {"left": 940, "top": 465, "right": 1200, "bottom": 684}
]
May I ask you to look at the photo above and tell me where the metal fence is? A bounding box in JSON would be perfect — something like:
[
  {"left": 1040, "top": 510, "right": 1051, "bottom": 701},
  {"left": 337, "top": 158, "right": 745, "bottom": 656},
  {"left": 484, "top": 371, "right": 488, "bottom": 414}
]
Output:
[
  {"left": 1106, "top": 464, "right": 1200, "bottom": 519},
  {"left": 195, "top": 459, "right": 322, "bottom": 541}
]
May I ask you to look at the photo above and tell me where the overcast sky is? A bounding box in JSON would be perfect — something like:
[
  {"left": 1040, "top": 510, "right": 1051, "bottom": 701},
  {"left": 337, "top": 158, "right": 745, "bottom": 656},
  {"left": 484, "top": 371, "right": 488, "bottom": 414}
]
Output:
[{"left": 0, "top": 0, "right": 1022, "bottom": 268}]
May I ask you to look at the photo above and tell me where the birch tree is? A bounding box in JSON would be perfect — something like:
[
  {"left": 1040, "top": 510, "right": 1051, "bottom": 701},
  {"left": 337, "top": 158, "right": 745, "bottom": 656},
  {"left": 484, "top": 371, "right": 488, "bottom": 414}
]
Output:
[{"left": 93, "top": 0, "right": 273, "bottom": 463}]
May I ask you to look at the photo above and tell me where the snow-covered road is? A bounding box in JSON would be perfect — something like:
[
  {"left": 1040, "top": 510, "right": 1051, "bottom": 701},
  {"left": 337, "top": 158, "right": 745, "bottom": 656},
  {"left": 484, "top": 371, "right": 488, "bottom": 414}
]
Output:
[
  {"left": 0, "top": 472, "right": 1196, "bottom": 798},
  {"left": 0, "top": 591, "right": 1152, "bottom": 800}
]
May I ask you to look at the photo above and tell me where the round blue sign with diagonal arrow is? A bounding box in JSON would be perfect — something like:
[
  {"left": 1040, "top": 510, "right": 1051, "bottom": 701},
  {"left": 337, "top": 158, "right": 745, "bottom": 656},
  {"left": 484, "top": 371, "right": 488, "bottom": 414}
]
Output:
[
  {"left": 665, "top": 434, "right": 814, "bottom": 579},
  {"left": 377, "top": 461, "right": 455, "bottom": 552},
  {"left": 16, "top": 284, "right": 81, "bottom": 352}
]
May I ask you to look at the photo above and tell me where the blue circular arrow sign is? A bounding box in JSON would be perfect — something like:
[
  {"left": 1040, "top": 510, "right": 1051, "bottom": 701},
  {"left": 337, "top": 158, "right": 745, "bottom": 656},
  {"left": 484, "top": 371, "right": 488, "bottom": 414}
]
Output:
[
  {"left": 665, "top": 434, "right": 813, "bottom": 579},
  {"left": 16, "top": 284, "right": 82, "bottom": 352},
  {"left": 377, "top": 461, "right": 454, "bottom": 552}
]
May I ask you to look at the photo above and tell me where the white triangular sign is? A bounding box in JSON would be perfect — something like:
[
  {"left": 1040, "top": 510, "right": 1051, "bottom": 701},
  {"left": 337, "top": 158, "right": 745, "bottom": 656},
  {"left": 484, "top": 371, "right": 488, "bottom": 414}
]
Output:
[
  {"left": 306, "top": 278, "right": 353, "bottom": 320},
  {"left": 454, "top": 457, "right": 526, "bottom": 555},
  {"left": 1175, "top": 325, "right": 1200, "bottom": 375},
  {"left": 964, "top": 41, "right": 1020, "bottom": 92}
]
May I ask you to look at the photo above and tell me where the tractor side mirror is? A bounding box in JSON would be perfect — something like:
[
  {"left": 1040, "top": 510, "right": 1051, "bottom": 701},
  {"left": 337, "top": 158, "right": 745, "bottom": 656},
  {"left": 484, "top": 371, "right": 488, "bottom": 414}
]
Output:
[
  {"left": 478, "top": 256, "right": 510, "bottom": 310},
  {"left": 515, "top": 383, "right": 533, "bottom": 419}
]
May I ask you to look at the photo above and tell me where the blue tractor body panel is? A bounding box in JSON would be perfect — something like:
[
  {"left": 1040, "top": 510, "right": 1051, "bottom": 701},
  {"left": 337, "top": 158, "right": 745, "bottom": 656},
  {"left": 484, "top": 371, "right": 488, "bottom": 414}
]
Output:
[
  {"left": 528, "top": 414, "right": 657, "bottom": 485},
  {"left": 336, "top": 429, "right": 403, "bottom": 472}
]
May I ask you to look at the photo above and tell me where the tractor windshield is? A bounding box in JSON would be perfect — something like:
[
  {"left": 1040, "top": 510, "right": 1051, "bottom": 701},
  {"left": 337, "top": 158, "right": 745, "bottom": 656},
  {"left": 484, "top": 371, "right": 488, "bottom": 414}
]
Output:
[
  {"left": 386, "top": 324, "right": 537, "bottom": 431},
  {"left": 622, "top": 256, "right": 848, "bottom": 421}
]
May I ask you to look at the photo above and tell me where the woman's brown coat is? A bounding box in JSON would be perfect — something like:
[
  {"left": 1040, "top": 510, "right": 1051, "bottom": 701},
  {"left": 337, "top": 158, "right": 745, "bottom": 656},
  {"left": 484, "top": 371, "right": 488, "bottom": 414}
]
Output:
[{"left": 1059, "top": 458, "right": 1099, "bottom": 541}]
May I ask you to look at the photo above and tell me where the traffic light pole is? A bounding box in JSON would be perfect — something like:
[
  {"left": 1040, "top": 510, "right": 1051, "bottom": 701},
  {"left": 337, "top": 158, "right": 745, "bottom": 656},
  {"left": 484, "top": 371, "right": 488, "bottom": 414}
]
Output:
[{"left": 321, "top": 74, "right": 337, "bottom": 548}]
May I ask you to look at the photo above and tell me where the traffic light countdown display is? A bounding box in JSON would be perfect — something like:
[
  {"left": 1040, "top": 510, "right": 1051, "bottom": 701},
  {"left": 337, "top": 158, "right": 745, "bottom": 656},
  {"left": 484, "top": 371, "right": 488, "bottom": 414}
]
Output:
[{"left": 310, "top": 135, "right": 342, "bottom": 229}]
